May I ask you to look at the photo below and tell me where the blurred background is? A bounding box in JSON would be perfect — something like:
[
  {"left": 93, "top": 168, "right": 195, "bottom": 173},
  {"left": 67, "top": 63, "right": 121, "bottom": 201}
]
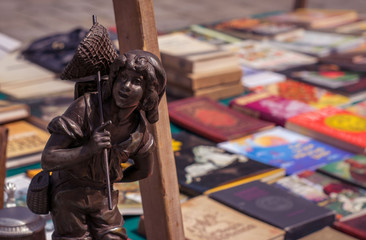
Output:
[{"left": 2, "top": 0, "right": 366, "bottom": 43}]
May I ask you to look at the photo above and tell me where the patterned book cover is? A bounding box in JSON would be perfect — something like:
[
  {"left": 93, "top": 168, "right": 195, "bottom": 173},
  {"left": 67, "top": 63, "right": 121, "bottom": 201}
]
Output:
[
  {"left": 182, "top": 195, "right": 285, "bottom": 240},
  {"left": 287, "top": 107, "right": 366, "bottom": 153},
  {"left": 230, "top": 94, "right": 314, "bottom": 126},
  {"left": 209, "top": 181, "right": 335, "bottom": 240},
  {"left": 168, "top": 97, "right": 274, "bottom": 142},
  {"left": 275, "top": 170, "right": 366, "bottom": 218},
  {"left": 318, "top": 155, "right": 366, "bottom": 189},
  {"left": 260, "top": 79, "right": 351, "bottom": 109},
  {"left": 218, "top": 126, "right": 353, "bottom": 175},
  {"left": 172, "top": 131, "right": 282, "bottom": 196}
]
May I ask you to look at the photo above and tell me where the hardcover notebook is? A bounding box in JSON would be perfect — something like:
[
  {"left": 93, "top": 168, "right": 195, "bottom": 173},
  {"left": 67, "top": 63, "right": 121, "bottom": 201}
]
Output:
[
  {"left": 168, "top": 97, "right": 274, "bottom": 142},
  {"left": 286, "top": 107, "right": 366, "bottom": 154},
  {"left": 275, "top": 170, "right": 366, "bottom": 218},
  {"left": 218, "top": 126, "right": 353, "bottom": 175},
  {"left": 182, "top": 195, "right": 285, "bottom": 240},
  {"left": 318, "top": 155, "right": 366, "bottom": 189},
  {"left": 172, "top": 131, "right": 284, "bottom": 196},
  {"left": 209, "top": 181, "right": 335, "bottom": 240}
]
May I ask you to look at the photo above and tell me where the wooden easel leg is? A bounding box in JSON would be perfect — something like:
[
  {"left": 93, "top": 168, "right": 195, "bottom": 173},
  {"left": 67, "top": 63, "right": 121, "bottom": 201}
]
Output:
[
  {"left": 293, "top": 0, "right": 307, "bottom": 10},
  {"left": 112, "top": 0, "right": 185, "bottom": 239},
  {"left": 0, "top": 127, "right": 8, "bottom": 209}
]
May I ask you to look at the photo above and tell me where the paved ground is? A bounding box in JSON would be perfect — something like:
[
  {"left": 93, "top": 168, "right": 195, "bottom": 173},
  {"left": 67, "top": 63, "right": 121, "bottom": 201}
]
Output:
[{"left": 2, "top": 0, "right": 366, "bottom": 45}]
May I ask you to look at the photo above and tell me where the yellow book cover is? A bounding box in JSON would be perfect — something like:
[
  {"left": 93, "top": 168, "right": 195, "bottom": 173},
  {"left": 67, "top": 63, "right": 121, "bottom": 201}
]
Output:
[{"left": 4, "top": 120, "right": 49, "bottom": 159}]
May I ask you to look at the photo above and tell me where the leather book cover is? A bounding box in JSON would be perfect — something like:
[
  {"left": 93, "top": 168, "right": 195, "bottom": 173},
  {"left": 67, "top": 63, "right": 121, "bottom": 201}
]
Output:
[
  {"left": 210, "top": 180, "right": 335, "bottom": 240},
  {"left": 168, "top": 97, "right": 274, "bottom": 142}
]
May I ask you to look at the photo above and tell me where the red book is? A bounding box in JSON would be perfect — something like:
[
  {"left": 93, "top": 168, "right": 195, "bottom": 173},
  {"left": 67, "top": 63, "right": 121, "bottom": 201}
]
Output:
[
  {"left": 168, "top": 97, "right": 274, "bottom": 142},
  {"left": 334, "top": 212, "right": 366, "bottom": 240},
  {"left": 286, "top": 106, "right": 366, "bottom": 154}
]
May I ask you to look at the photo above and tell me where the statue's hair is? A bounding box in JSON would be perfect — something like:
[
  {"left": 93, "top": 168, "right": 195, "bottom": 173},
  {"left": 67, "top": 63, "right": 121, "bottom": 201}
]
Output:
[{"left": 103, "top": 50, "right": 166, "bottom": 124}]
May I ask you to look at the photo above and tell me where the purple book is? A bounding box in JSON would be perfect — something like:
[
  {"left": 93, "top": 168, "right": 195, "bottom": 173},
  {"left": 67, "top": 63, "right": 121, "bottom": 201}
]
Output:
[{"left": 231, "top": 95, "right": 314, "bottom": 126}]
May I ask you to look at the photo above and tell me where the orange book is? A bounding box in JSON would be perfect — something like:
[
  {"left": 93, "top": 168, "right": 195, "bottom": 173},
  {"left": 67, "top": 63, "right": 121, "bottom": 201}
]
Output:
[{"left": 286, "top": 107, "right": 366, "bottom": 154}]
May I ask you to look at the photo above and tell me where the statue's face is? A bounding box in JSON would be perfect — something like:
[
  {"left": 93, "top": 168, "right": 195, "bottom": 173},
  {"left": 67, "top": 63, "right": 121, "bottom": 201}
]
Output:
[{"left": 113, "top": 69, "right": 145, "bottom": 108}]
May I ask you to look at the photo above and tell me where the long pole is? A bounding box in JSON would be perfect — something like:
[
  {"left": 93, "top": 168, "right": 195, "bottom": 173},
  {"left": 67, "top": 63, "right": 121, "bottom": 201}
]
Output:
[{"left": 93, "top": 15, "right": 113, "bottom": 210}]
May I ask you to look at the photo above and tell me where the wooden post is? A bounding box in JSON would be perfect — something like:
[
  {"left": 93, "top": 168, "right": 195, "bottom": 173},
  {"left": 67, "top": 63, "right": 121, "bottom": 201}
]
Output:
[
  {"left": 0, "top": 126, "right": 8, "bottom": 209},
  {"left": 112, "top": 1, "right": 185, "bottom": 240},
  {"left": 293, "top": 0, "right": 307, "bottom": 10}
]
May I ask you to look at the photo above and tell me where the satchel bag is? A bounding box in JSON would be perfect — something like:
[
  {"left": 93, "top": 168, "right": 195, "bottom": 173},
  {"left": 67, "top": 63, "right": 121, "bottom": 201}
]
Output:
[{"left": 26, "top": 170, "right": 51, "bottom": 214}]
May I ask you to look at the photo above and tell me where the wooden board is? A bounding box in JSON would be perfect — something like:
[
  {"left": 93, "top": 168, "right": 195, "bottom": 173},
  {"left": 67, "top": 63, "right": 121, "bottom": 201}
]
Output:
[
  {"left": 0, "top": 126, "right": 8, "bottom": 209},
  {"left": 112, "top": 1, "right": 185, "bottom": 239}
]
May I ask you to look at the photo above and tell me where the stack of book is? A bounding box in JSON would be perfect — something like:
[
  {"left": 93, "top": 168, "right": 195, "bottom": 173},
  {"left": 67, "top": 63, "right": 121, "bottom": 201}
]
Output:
[{"left": 158, "top": 32, "right": 244, "bottom": 100}]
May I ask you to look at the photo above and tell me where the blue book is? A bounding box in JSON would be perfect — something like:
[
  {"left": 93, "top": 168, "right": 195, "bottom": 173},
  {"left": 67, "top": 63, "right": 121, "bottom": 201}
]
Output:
[{"left": 218, "top": 126, "right": 353, "bottom": 175}]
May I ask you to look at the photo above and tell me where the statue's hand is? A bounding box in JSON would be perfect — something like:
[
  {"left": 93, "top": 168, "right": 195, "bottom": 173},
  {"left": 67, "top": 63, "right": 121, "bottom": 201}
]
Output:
[{"left": 88, "top": 120, "right": 112, "bottom": 153}]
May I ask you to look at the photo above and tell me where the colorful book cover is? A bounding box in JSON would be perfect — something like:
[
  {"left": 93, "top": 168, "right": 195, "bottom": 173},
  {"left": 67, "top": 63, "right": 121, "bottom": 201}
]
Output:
[
  {"left": 261, "top": 79, "right": 351, "bottom": 109},
  {"left": 267, "top": 8, "right": 358, "bottom": 29},
  {"left": 209, "top": 180, "right": 335, "bottom": 240},
  {"left": 320, "top": 52, "right": 366, "bottom": 72},
  {"left": 230, "top": 95, "right": 315, "bottom": 126},
  {"left": 276, "top": 170, "right": 366, "bottom": 218},
  {"left": 346, "top": 101, "right": 366, "bottom": 117},
  {"left": 172, "top": 131, "right": 281, "bottom": 196},
  {"left": 336, "top": 20, "right": 366, "bottom": 35},
  {"left": 318, "top": 155, "right": 366, "bottom": 189},
  {"left": 284, "top": 64, "right": 366, "bottom": 102},
  {"left": 218, "top": 126, "right": 353, "bottom": 175},
  {"left": 223, "top": 41, "right": 317, "bottom": 71},
  {"left": 181, "top": 195, "right": 285, "bottom": 240},
  {"left": 270, "top": 31, "right": 364, "bottom": 57},
  {"left": 168, "top": 97, "right": 274, "bottom": 142},
  {"left": 287, "top": 107, "right": 366, "bottom": 153},
  {"left": 210, "top": 17, "right": 303, "bottom": 41}
]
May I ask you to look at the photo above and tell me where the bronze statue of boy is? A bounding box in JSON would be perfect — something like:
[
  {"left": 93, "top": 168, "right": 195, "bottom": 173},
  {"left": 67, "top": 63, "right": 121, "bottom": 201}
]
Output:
[{"left": 34, "top": 23, "right": 166, "bottom": 240}]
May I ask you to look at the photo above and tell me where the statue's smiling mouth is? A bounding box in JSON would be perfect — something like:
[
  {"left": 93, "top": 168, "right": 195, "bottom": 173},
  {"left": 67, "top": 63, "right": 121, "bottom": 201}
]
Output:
[{"left": 119, "top": 92, "right": 129, "bottom": 98}]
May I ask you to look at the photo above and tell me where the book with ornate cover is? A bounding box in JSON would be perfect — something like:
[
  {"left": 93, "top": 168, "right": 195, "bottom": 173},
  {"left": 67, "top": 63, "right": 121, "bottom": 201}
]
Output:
[
  {"left": 260, "top": 79, "right": 351, "bottom": 109},
  {"left": 230, "top": 94, "right": 315, "bottom": 126},
  {"left": 298, "top": 226, "right": 357, "bottom": 240},
  {"left": 266, "top": 8, "right": 358, "bottom": 29},
  {"left": 275, "top": 170, "right": 366, "bottom": 218},
  {"left": 209, "top": 181, "right": 335, "bottom": 240},
  {"left": 333, "top": 211, "right": 366, "bottom": 239},
  {"left": 283, "top": 64, "right": 366, "bottom": 102},
  {"left": 207, "top": 17, "right": 304, "bottom": 41},
  {"left": 172, "top": 131, "right": 285, "bottom": 196},
  {"left": 182, "top": 195, "right": 285, "bottom": 240},
  {"left": 218, "top": 126, "right": 353, "bottom": 175},
  {"left": 3, "top": 118, "right": 49, "bottom": 169},
  {"left": 270, "top": 31, "right": 364, "bottom": 57},
  {"left": 158, "top": 32, "right": 239, "bottom": 73},
  {"left": 317, "top": 155, "right": 366, "bottom": 189},
  {"left": 168, "top": 97, "right": 274, "bottom": 142},
  {"left": 222, "top": 41, "right": 317, "bottom": 71},
  {"left": 286, "top": 107, "right": 366, "bottom": 154}
]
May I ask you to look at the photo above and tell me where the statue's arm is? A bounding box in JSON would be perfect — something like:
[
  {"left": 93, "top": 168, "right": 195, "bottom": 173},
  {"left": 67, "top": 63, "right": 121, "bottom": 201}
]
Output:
[
  {"left": 41, "top": 121, "right": 112, "bottom": 171},
  {"left": 120, "top": 150, "right": 154, "bottom": 182}
]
